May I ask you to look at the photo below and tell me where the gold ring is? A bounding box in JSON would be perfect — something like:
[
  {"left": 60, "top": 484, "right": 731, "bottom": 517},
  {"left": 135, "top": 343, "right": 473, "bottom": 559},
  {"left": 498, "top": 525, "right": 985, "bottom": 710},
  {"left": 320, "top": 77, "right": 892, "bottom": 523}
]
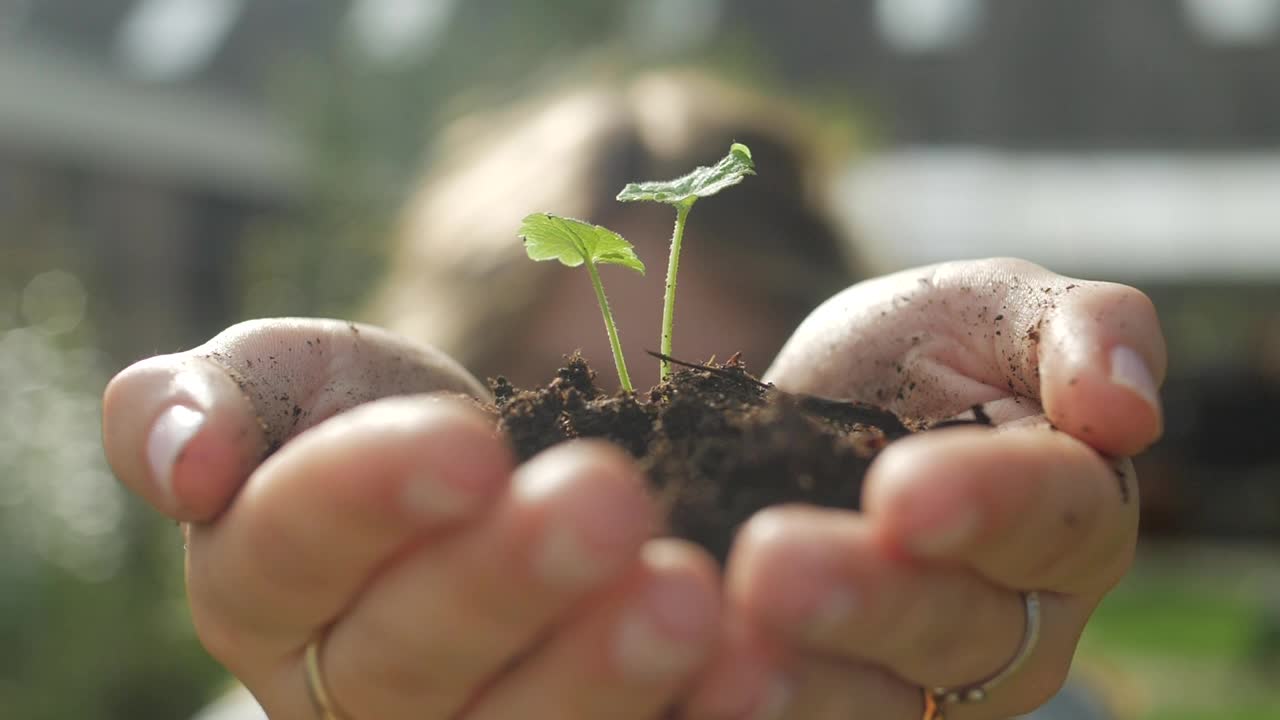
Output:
[
  {"left": 304, "top": 634, "right": 350, "bottom": 720},
  {"left": 921, "top": 689, "right": 946, "bottom": 720},
  {"left": 926, "top": 590, "right": 1042, "bottom": 712}
]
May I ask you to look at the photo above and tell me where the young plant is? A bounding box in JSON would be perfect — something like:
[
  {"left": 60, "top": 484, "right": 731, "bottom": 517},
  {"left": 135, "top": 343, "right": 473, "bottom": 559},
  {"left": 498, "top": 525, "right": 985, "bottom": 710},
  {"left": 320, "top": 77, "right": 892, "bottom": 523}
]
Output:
[
  {"left": 518, "top": 212, "right": 646, "bottom": 392},
  {"left": 616, "top": 142, "right": 755, "bottom": 380}
]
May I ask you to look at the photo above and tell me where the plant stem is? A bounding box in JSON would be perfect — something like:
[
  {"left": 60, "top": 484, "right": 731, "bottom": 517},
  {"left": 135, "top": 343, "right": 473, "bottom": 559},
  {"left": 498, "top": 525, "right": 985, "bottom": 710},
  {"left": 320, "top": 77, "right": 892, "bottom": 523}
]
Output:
[
  {"left": 586, "top": 259, "right": 634, "bottom": 392},
  {"left": 659, "top": 200, "right": 694, "bottom": 381}
]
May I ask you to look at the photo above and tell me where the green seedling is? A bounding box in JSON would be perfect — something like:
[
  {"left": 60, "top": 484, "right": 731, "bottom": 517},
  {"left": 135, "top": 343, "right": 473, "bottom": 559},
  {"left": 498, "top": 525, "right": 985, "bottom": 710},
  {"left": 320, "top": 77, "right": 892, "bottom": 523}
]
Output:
[
  {"left": 518, "top": 212, "right": 646, "bottom": 392},
  {"left": 517, "top": 143, "right": 755, "bottom": 389},
  {"left": 617, "top": 142, "right": 755, "bottom": 380}
]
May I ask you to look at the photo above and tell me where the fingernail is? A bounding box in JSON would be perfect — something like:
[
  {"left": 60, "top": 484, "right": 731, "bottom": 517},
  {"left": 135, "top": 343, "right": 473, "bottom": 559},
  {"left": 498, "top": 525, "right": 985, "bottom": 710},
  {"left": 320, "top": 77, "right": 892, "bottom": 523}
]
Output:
[
  {"left": 401, "top": 474, "right": 476, "bottom": 519},
  {"left": 808, "top": 587, "right": 858, "bottom": 635},
  {"left": 515, "top": 457, "right": 648, "bottom": 587},
  {"left": 614, "top": 569, "right": 713, "bottom": 678},
  {"left": 1110, "top": 345, "right": 1161, "bottom": 414},
  {"left": 908, "top": 504, "right": 979, "bottom": 557},
  {"left": 533, "top": 523, "right": 606, "bottom": 587},
  {"left": 751, "top": 675, "right": 792, "bottom": 720},
  {"left": 147, "top": 405, "right": 204, "bottom": 504}
]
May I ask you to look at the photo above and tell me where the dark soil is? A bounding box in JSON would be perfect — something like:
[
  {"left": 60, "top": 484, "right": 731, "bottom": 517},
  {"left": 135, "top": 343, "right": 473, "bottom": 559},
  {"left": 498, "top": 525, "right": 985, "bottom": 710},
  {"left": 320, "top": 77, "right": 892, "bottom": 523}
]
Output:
[{"left": 488, "top": 354, "right": 942, "bottom": 564}]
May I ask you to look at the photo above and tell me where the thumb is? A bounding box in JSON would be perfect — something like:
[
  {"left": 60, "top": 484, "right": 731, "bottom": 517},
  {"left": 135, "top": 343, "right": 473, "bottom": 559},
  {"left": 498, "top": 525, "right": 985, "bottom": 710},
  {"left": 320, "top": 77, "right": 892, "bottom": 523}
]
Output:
[
  {"left": 102, "top": 318, "right": 486, "bottom": 523},
  {"left": 1037, "top": 280, "right": 1166, "bottom": 457},
  {"left": 766, "top": 258, "right": 1165, "bottom": 457}
]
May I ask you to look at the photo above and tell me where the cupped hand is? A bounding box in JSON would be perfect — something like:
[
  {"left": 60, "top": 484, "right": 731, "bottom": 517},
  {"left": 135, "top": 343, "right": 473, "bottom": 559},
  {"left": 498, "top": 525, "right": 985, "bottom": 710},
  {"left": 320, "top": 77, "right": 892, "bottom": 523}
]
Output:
[
  {"left": 103, "top": 255, "right": 1167, "bottom": 720},
  {"left": 682, "top": 258, "right": 1166, "bottom": 719},
  {"left": 103, "top": 319, "right": 721, "bottom": 719}
]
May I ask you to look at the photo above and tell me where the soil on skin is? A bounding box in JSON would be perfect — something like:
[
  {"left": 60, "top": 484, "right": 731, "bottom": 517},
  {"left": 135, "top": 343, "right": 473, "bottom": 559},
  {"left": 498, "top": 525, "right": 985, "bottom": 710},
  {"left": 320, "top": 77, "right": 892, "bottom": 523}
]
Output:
[{"left": 488, "top": 353, "right": 925, "bottom": 564}]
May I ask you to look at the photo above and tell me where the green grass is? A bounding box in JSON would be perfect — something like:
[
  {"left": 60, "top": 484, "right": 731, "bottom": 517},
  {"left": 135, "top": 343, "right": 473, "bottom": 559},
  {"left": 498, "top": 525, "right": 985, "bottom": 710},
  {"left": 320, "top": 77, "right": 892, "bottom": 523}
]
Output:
[
  {"left": 1143, "top": 708, "right": 1280, "bottom": 720},
  {"left": 1084, "top": 584, "right": 1262, "bottom": 659},
  {"left": 1072, "top": 542, "right": 1280, "bottom": 720}
]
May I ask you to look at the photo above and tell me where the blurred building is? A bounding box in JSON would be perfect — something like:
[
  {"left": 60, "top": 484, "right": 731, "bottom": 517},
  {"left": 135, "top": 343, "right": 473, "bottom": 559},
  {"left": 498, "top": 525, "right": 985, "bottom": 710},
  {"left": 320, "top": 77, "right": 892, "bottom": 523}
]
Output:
[
  {"left": 753, "top": 0, "right": 1280, "bottom": 148},
  {"left": 14, "top": 0, "right": 1280, "bottom": 146},
  {"left": 7, "top": 0, "right": 1280, "bottom": 292}
]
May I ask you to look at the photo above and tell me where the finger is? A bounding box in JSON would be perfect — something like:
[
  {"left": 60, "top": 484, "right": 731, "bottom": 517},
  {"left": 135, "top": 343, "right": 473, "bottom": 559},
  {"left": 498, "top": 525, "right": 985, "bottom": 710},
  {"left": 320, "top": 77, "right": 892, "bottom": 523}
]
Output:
[
  {"left": 727, "top": 508, "right": 1088, "bottom": 718},
  {"left": 318, "top": 440, "right": 656, "bottom": 719},
  {"left": 103, "top": 318, "right": 486, "bottom": 521},
  {"left": 185, "top": 396, "right": 511, "bottom": 675},
  {"left": 1035, "top": 275, "right": 1165, "bottom": 456},
  {"left": 782, "top": 658, "right": 920, "bottom": 720},
  {"left": 465, "top": 540, "right": 720, "bottom": 720},
  {"left": 864, "top": 427, "right": 1139, "bottom": 596},
  {"left": 678, "top": 620, "right": 791, "bottom": 720},
  {"left": 103, "top": 352, "right": 263, "bottom": 521},
  {"left": 766, "top": 258, "right": 1166, "bottom": 456}
]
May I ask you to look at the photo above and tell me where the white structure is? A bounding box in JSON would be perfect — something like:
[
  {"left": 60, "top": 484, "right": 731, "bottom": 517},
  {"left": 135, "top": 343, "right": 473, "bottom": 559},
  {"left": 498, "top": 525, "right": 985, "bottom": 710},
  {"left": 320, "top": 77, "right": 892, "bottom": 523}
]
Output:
[{"left": 843, "top": 149, "right": 1280, "bottom": 280}]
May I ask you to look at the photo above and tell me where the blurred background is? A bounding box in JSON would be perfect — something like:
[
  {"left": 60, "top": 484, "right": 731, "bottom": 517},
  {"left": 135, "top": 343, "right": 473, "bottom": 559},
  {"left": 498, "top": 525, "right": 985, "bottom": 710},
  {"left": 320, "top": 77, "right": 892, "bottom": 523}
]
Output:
[{"left": 1, "top": 1, "right": 1277, "bottom": 718}]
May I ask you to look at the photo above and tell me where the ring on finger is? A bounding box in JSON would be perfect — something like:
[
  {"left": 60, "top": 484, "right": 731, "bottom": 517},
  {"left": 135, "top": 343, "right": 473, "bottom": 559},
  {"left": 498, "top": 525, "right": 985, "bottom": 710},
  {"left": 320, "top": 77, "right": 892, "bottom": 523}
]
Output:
[
  {"left": 921, "top": 590, "right": 1042, "bottom": 719},
  {"left": 305, "top": 632, "right": 351, "bottom": 720}
]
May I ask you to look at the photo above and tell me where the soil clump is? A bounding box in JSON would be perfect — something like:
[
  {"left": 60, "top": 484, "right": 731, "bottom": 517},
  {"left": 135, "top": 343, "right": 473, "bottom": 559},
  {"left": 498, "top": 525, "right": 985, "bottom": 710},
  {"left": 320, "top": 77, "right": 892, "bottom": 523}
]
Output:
[{"left": 489, "top": 354, "right": 926, "bottom": 563}]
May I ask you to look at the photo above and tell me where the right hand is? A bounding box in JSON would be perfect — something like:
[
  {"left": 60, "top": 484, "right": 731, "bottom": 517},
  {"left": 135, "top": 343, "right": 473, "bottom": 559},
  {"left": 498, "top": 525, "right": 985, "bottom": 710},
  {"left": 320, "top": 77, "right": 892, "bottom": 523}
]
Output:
[{"left": 103, "top": 319, "right": 721, "bottom": 719}]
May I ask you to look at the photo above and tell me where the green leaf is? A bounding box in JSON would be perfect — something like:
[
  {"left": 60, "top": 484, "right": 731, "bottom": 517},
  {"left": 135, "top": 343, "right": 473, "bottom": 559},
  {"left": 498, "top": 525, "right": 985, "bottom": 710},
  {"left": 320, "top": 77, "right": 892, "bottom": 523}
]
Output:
[
  {"left": 616, "top": 142, "right": 755, "bottom": 206},
  {"left": 518, "top": 213, "right": 645, "bottom": 274}
]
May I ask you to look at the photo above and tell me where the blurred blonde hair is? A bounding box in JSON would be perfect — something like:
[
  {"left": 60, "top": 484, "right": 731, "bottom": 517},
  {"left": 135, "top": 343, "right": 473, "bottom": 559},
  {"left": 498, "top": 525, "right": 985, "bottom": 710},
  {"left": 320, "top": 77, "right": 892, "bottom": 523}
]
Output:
[{"left": 366, "top": 67, "right": 860, "bottom": 378}]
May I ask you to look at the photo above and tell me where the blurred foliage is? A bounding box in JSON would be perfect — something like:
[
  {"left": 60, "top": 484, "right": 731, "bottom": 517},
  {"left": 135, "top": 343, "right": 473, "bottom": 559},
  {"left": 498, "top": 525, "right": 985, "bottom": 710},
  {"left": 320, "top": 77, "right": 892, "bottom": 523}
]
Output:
[
  {"left": 238, "top": 0, "right": 635, "bottom": 319},
  {"left": 1077, "top": 543, "right": 1280, "bottom": 720},
  {"left": 0, "top": 169, "right": 227, "bottom": 717},
  {"left": 0, "top": 293, "right": 226, "bottom": 717}
]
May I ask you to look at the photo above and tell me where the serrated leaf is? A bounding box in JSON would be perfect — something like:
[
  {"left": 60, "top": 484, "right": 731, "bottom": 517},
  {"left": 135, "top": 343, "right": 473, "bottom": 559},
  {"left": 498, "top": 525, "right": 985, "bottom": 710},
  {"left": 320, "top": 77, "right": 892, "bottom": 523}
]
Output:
[
  {"left": 518, "top": 213, "right": 645, "bottom": 274},
  {"left": 616, "top": 142, "right": 755, "bottom": 206}
]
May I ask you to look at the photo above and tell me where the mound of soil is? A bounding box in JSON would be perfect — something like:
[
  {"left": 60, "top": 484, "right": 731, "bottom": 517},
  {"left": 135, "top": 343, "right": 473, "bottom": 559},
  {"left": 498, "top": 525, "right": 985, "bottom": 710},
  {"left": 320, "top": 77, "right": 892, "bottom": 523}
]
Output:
[{"left": 488, "top": 354, "right": 937, "bottom": 563}]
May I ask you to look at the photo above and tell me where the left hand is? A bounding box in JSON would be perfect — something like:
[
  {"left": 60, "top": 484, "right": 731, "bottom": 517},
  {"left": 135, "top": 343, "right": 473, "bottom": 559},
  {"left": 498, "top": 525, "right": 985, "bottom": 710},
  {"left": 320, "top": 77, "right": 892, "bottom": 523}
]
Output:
[{"left": 681, "top": 258, "right": 1165, "bottom": 719}]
